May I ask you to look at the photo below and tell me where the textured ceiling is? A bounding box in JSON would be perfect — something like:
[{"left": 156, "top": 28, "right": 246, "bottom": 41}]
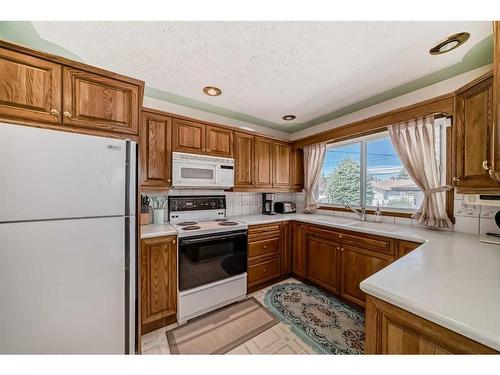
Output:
[{"left": 31, "top": 21, "right": 492, "bottom": 132}]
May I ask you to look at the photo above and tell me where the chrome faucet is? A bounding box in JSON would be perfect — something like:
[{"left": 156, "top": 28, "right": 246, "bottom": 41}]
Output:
[{"left": 345, "top": 205, "right": 367, "bottom": 221}]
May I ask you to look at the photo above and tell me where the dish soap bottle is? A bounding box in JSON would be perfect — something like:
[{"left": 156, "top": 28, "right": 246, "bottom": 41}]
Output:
[{"left": 374, "top": 202, "right": 383, "bottom": 223}]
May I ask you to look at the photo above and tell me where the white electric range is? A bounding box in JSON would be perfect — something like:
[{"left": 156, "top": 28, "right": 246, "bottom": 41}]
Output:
[{"left": 168, "top": 195, "right": 248, "bottom": 324}]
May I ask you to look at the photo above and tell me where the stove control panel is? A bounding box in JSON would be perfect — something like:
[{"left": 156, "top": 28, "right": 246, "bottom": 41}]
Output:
[{"left": 168, "top": 195, "right": 226, "bottom": 212}]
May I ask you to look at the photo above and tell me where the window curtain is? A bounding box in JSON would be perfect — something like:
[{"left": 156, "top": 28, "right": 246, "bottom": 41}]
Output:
[
  {"left": 303, "top": 142, "right": 327, "bottom": 213},
  {"left": 388, "top": 115, "right": 453, "bottom": 229}
]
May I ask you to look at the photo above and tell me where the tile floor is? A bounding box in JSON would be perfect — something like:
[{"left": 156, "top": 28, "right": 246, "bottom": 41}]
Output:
[{"left": 140, "top": 278, "right": 316, "bottom": 355}]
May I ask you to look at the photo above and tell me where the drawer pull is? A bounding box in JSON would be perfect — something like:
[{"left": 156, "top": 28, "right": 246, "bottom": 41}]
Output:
[{"left": 263, "top": 245, "right": 267, "bottom": 249}]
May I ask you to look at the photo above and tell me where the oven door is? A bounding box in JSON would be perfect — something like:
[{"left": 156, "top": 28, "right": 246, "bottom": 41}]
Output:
[
  {"left": 178, "top": 230, "right": 247, "bottom": 291},
  {"left": 172, "top": 160, "right": 219, "bottom": 188}
]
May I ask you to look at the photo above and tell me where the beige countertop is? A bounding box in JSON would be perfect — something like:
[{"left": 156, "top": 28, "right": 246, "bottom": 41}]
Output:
[
  {"left": 140, "top": 212, "right": 500, "bottom": 350},
  {"left": 140, "top": 223, "right": 177, "bottom": 239}
]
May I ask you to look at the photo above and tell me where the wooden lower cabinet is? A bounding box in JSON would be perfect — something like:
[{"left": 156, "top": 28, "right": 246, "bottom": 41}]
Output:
[
  {"left": 305, "top": 233, "right": 341, "bottom": 295},
  {"left": 340, "top": 245, "right": 393, "bottom": 307},
  {"left": 140, "top": 235, "right": 177, "bottom": 334},
  {"left": 397, "top": 240, "right": 421, "bottom": 258},
  {"left": 291, "top": 222, "right": 307, "bottom": 277},
  {"left": 247, "top": 223, "right": 283, "bottom": 288},
  {"left": 281, "top": 221, "right": 292, "bottom": 274},
  {"left": 365, "top": 296, "right": 497, "bottom": 354}
]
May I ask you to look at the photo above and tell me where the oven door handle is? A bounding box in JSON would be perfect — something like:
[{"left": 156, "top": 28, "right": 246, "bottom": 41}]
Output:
[{"left": 181, "top": 233, "right": 246, "bottom": 245}]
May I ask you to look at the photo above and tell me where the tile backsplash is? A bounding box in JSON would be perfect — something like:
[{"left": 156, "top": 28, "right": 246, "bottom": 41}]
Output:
[
  {"left": 142, "top": 189, "right": 499, "bottom": 235},
  {"left": 142, "top": 190, "right": 306, "bottom": 222},
  {"left": 453, "top": 192, "right": 499, "bottom": 235}
]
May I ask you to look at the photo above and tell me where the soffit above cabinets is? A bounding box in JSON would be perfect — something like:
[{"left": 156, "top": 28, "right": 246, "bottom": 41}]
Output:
[{"left": 29, "top": 21, "right": 493, "bottom": 133}]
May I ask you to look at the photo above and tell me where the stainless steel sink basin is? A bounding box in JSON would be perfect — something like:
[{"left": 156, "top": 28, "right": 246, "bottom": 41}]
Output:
[
  {"left": 314, "top": 216, "right": 358, "bottom": 225},
  {"left": 346, "top": 221, "right": 399, "bottom": 232}
]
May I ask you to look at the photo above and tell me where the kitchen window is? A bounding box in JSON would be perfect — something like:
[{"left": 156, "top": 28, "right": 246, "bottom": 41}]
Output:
[{"left": 317, "top": 118, "right": 448, "bottom": 211}]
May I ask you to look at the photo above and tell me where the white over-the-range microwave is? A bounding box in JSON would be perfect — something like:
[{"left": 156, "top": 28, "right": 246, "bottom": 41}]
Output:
[{"left": 171, "top": 152, "right": 235, "bottom": 189}]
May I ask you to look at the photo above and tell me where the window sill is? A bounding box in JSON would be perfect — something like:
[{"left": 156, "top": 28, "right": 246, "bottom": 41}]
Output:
[{"left": 317, "top": 205, "right": 415, "bottom": 219}]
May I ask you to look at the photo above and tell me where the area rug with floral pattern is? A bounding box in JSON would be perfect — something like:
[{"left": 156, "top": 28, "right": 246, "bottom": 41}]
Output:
[{"left": 263, "top": 282, "right": 364, "bottom": 354}]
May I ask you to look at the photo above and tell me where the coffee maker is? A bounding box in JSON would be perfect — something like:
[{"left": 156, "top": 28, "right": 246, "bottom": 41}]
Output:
[{"left": 262, "top": 193, "right": 277, "bottom": 215}]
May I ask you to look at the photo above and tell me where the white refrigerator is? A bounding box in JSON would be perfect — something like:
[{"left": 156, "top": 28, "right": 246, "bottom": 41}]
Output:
[{"left": 0, "top": 124, "right": 137, "bottom": 354}]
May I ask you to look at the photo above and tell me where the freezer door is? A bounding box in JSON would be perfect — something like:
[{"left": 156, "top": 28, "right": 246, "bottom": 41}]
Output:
[
  {"left": 0, "top": 217, "right": 126, "bottom": 354},
  {"left": 0, "top": 124, "right": 127, "bottom": 222}
]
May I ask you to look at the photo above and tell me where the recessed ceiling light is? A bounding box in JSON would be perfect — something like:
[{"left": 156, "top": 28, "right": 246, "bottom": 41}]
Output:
[
  {"left": 203, "top": 86, "right": 222, "bottom": 96},
  {"left": 282, "top": 115, "right": 296, "bottom": 121},
  {"left": 429, "top": 32, "right": 470, "bottom": 55}
]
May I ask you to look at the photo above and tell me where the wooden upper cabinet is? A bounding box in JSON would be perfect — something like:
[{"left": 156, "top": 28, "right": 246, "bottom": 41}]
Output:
[
  {"left": 62, "top": 67, "right": 139, "bottom": 135},
  {"left": 140, "top": 235, "right": 177, "bottom": 334},
  {"left": 454, "top": 73, "right": 499, "bottom": 192},
  {"left": 340, "top": 244, "right": 392, "bottom": 307},
  {"left": 206, "top": 125, "right": 233, "bottom": 157},
  {"left": 254, "top": 137, "right": 273, "bottom": 188},
  {"left": 234, "top": 132, "right": 254, "bottom": 188},
  {"left": 291, "top": 147, "right": 304, "bottom": 190},
  {"left": 272, "top": 142, "right": 291, "bottom": 188},
  {"left": 172, "top": 118, "right": 205, "bottom": 154},
  {"left": 140, "top": 110, "right": 172, "bottom": 190},
  {"left": 0, "top": 47, "right": 62, "bottom": 124},
  {"left": 493, "top": 21, "right": 500, "bottom": 183}
]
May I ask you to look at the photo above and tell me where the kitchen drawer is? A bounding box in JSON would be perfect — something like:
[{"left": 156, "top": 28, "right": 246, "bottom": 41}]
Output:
[
  {"left": 308, "top": 225, "right": 393, "bottom": 255},
  {"left": 339, "top": 230, "right": 394, "bottom": 255},
  {"left": 248, "top": 223, "right": 282, "bottom": 238},
  {"left": 248, "top": 257, "right": 280, "bottom": 285},
  {"left": 248, "top": 237, "right": 280, "bottom": 258}
]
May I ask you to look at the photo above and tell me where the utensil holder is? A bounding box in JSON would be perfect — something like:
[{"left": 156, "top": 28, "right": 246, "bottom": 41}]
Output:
[{"left": 153, "top": 209, "right": 165, "bottom": 224}]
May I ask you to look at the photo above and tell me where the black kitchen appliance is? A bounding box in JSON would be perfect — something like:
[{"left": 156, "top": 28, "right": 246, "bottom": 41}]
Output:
[
  {"left": 274, "top": 201, "right": 297, "bottom": 214},
  {"left": 262, "top": 193, "right": 277, "bottom": 215}
]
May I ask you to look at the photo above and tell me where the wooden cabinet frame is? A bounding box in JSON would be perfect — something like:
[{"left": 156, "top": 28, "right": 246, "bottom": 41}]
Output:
[
  {"left": 453, "top": 72, "right": 498, "bottom": 192},
  {"left": 140, "top": 109, "right": 172, "bottom": 190},
  {"left": 140, "top": 235, "right": 177, "bottom": 334},
  {"left": 0, "top": 40, "right": 144, "bottom": 140},
  {"left": 365, "top": 296, "right": 497, "bottom": 354}
]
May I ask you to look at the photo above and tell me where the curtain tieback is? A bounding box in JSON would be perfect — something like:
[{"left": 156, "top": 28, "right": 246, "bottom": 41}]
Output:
[{"left": 422, "top": 185, "right": 452, "bottom": 196}]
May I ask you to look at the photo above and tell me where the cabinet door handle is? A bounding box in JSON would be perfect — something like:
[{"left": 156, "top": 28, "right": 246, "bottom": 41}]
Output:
[
  {"left": 263, "top": 268, "right": 267, "bottom": 272},
  {"left": 172, "top": 240, "right": 176, "bottom": 244},
  {"left": 50, "top": 109, "right": 60, "bottom": 117},
  {"left": 263, "top": 245, "right": 267, "bottom": 249},
  {"left": 483, "top": 160, "right": 491, "bottom": 170},
  {"left": 63, "top": 111, "right": 73, "bottom": 119},
  {"left": 452, "top": 176, "right": 461, "bottom": 184}
]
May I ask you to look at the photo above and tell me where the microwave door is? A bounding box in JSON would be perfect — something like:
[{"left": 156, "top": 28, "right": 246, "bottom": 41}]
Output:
[{"left": 174, "top": 162, "right": 218, "bottom": 187}]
